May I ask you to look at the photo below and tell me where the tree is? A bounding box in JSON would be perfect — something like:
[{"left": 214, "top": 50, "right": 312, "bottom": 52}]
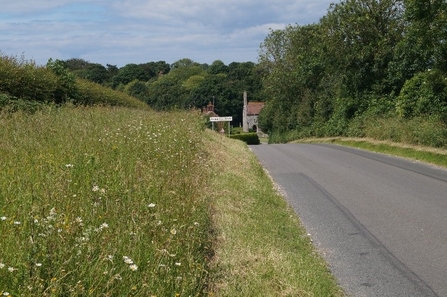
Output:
[
  {"left": 124, "top": 79, "right": 149, "bottom": 102},
  {"left": 82, "top": 63, "right": 108, "bottom": 84},
  {"left": 390, "top": 0, "right": 447, "bottom": 92},
  {"left": 321, "top": 0, "right": 405, "bottom": 96},
  {"left": 111, "top": 64, "right": 149, "bottom": 88},
  {"left": 208, "top": 60, "right": 228, "bottom": 75}
]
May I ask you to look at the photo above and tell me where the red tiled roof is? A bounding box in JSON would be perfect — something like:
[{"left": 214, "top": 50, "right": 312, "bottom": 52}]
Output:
[{"left": 247, "top": 102, "right": 264, "bottom": 115}]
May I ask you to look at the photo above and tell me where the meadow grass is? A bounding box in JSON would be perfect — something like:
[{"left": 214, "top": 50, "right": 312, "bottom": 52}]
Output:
[
  {"left": 0, "top": 106, "right": 212, "bottom": 296},
  {"left": 0, "top": 106, "right": 343, "bottom": 296}
]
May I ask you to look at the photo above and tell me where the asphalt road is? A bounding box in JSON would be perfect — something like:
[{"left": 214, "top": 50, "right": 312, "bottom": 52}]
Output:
[{"left": 250, "top": 143, "right": 447, "bottom": 297}]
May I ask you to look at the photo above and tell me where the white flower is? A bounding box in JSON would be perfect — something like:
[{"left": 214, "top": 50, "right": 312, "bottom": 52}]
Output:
[
  {"left": 36, "top": 263, "right": 42, "bottom": 267},
  {"left": 175, "top": 262, "right": 181, "bottom": 266},
  {"left": 92, "top": 185, "right": 100, "bottom": 192},
  {"left": 0, "top": 263, "right": 5, "bottom": 269},
  {"left": 123, "top": 256, "right": 133, "bottom": 264},
  {"left": 129, "top": 264, "right": 138, "bottom": 271},
  {"left": 8, "top": 267, "right": 15, "bottom": 272},
  {"left": 148, "top": 203, "right": 156, "bottom": 208},
  {"left": 100, "top": 222, "right": 109, "bottom": 229},
  {"left": 65, "top": 164, "right": 74, "bottom": 168},
  {"left": 0, "top": 216, "right": 6, "bottom": 221},
  {"left": 14, "top": 221, "right": 21, "bottom": 225},
  {"left": 75, "top": 217, "right": 83, "bottom": 224},
  {"left": 3, "top": 292, "right": 10, "bottom": 296}
]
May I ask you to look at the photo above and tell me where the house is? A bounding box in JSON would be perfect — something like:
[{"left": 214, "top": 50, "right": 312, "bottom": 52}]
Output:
[{"left": 242, "top": 91, "right": 264, "bottom": 133}]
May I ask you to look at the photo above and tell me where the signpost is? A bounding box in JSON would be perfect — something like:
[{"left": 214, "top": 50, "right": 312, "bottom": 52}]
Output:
[{"left": 209, "top": 116, "right": 232, "bottom": 137}]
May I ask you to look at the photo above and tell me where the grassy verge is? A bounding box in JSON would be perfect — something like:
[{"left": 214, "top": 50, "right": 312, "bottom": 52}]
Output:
[
  {"left": 0, "top": 107, "right": 343, "bottom": 296},
  {"left": 295, "top": 137, "right": 447, "bottom": 169},
  {"left": 0, "top": 107, "right": 211, "bottom": 296},
  {"left": 205, "top": 133, "right": 343, "bottom": 296}
]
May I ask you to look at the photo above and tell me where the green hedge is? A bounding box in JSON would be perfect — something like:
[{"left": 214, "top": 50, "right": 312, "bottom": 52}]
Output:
[
  {"left": 0, "top": 54, "right": 150, "bottom": 110},
  {"left": 230, "top": 133, "right": 260, "bottom": 145}
]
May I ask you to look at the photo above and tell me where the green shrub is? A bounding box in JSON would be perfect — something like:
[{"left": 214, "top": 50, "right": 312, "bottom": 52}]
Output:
[
  {"left": 363, "top": 115, "right": 447, "bottom": 148},
  {"left": 230, "top": 133, "right": 260, "bottom": 145},
  {"left": 396, "top": 70, "right": 447, "bottom": 120},
  {"left": 0, "top": 54, "right": 58, "bottom": 102},
  {"left": 46, "top": 58, "right": 80, "bottom": 103},
  {"left": 0, "top": 94, "right": 47, "bottom": 113},
  {"left": 76, "top": 79, "right": 149, "bottom": 109}
]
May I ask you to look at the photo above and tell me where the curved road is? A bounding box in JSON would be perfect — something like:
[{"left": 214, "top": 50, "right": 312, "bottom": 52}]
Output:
[{"left": 250, "top": 143, "right": 447, "bottom": 297}]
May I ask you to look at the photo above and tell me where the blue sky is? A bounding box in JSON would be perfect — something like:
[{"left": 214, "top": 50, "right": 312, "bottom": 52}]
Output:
[{"left": 0, "top": 1, "right": 335, "bottom": 67}]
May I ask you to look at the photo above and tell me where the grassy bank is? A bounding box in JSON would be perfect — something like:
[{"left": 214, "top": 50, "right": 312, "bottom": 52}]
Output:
[
  {"left": 205, "top": 133, "right": 343, "bottom": 296},
  {"left": 0, "top": 106, "right": 343, "bottom": 296},
  {"left": 295, "top": 137, "right": 447, "bottom": 169},
  {"left": 0, "top": 107, "right": 211, "bottom": 296}
]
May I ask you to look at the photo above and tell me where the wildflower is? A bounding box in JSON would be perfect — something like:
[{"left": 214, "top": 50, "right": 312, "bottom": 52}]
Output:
[
  {"left": 129, "top": 264, "right": 138, "bottom": 271},
  {"left": 75, "top": 217, "right": 83, "bottom": 224},
  {"left": 123, "top": 256, "right": 133, "bottom": 264},
  {"left": 0, "top": 216, "right": 6, "bottom": 221},
  {"left": 92, "top": 185, "right": 100, "bottom": 192},
  {"left": 36, "top": 263, "right": 42, "bottom": 267},
  {"left": 3, "top": 292, "right": 10, "bottom": 296},
  {"left": 113, "top": 274, "right": 122, "bottom": 281},
  {"left": 100, "top": 188, "right": 106, "bottom": 194},
  {"left": 148, "top": 203, "right": 156, "bottom": 208},
  {"left": 100, "top": 222, "right": 109, "bottom": 229},
  {"left": 14, "top": 221, "right": 21, "bottom": 225},
  {"left": 8, "top": 267, "right": 15, "bottom": 272},
  {"left": 65, "top": 164, "right": 74, "bottom": 168},
  {"left": 170, "top": 228, "right": 177, "bottom": 235},
  {"left": 175, "top": 262, "right": 181, "bottom": 266},
  {"left": 0, "top": 263, "right": 4, "bottom": 269}
]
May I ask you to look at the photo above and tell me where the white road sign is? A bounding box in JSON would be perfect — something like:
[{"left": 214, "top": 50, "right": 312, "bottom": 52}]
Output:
[{"left": 210, "top": 116, "right": 233, "bottom": 122}]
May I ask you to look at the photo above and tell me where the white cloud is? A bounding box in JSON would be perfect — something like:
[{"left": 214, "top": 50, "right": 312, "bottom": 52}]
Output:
[{"left": 0, "top": 0, "right": 335, "bottom": 67}]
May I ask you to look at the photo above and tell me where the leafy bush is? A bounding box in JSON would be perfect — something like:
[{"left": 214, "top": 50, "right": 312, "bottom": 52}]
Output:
[
  {"left": 76, "top": 79, "right": 149, "bottom": 109},
  {"left": 0, "top": 93, "right": 47, "bottom": 113},
  {"left": 230, "top": 133, "right": 260, "bottom": 145},
  {"left": 46, "top": 58, "right": 79, "bottom": 103},
  {"left": 363, "top": 115, "right": 447, "bottom": 147},
  {"left": 396, "top": 70, "right": 447, "bottom": 121},
  {"left": 0, "top": 54, "right": 58, "bottom": 102}
]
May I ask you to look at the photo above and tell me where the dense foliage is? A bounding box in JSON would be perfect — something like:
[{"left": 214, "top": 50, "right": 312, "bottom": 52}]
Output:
[
  {"left": 62, "top": 57, "right": 264, "bottom": 127},
  {"left": 230, "top": 133, "right": 261, "bottom": 145},
  {"left": 258, "top": 0, "right": 447, "bottom": 146},
  {"left": 0, "top": 55, "right": 149, "bottom": 111}
]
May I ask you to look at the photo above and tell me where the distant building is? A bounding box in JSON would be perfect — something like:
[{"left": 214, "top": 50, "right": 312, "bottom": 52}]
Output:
[
  {"left": 202, "top": 101, "right": 217, "bottom": 117},
  {"left": 242, "top": 91, "right": 264, "bottom": 133}
]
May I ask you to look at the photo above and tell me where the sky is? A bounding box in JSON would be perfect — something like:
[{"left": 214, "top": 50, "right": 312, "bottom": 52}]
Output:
[{"left": 0, "top": 1, "right": 336, "bottom": 68}]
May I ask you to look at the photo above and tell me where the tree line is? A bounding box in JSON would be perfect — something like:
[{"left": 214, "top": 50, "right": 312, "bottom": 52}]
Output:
[
  {"left": 61, "top": 58, "right": 265, "bottom": 127},
  {"left": 258, "top": 0, "right": 447, "bottom": 143}
]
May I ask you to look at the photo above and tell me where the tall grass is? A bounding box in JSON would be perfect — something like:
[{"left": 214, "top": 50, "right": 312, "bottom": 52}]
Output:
[{"left": 0, "top": 107, "right": 212, "bottom": 296}]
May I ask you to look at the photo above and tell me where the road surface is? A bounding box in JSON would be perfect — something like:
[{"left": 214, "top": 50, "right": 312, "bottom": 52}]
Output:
[{"left": 250, "top": 143, "right": 447, "bottom": 297}]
